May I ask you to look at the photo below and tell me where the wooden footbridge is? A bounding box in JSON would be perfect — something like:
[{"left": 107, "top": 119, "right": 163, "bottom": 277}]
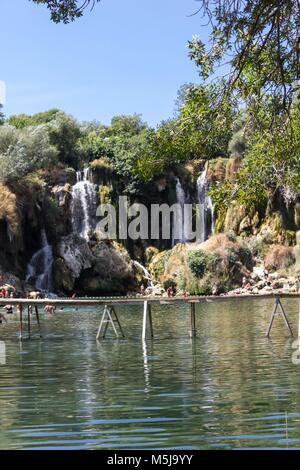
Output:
[{"left": 0, "top": 292, "right": 299, "bottom": 341}]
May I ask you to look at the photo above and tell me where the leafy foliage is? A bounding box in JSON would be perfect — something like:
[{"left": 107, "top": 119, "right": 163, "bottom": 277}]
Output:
[
  {"left": 47, "top": 111, "right": 82, "bottom": 167},
  {"left": 8, "top": 109, "right": 60, "bottom": 129},
  {"left": 0, "top": 125, "right": 58, "bottom": 183},
  {"left": 0, "top": 104, "right": 4, "bottom": 125},
  {"left": 31, "top": 0, "right": 100, "bottom": 23},
  {"left": 188, "top": 1, "right": 300, "bottom": 117},
  {"left": 187, "top": 250, "right": 207, "bottom": 278}
]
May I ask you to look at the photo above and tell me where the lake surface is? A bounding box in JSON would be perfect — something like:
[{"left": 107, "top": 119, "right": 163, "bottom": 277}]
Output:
[{"left": 1, "top": 298, "right": 300, "bottom": 450}]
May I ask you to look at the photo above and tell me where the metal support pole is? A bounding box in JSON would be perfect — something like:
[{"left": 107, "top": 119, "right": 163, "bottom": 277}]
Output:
[
  {"left": 142, "top": 301, "right": 148, "bottom": 341},
  {"left": 19, "top": 304, "right": 23, "bottom": 340},
  {"left": 148, "top": 304, "right": 154, "bottom": 338},
  {"left": 266, "top": 297, "right": 293, "bottom": 337},
  {"left": 96, "top": 305, "right": 108, "bottom": 340},
  {"left": 266, "top": 299, "right": 278, "bottom": 337},
  {"left": 102, "top": 316, "right": 110, "bottom": 338},
  {"left": 278, "top": 298, "right": 293, "bottom": 337},
  {"left": 35, "top": 306, "right": 42, "bottom": 338},
  {"left": 106, "top": 308, "right": 119, "bottom": 338},
  {"left": 190, "top": 303, "right": 197, "bottom": 338},
  {"left": 96, "top": 305, "right": 125, "bottom": 340},
  {"left": 111, "top": 307, "right": 125, "bottom": 339},
  {"left": 27, "top": 305, "right": 31, "bottom": 339}
]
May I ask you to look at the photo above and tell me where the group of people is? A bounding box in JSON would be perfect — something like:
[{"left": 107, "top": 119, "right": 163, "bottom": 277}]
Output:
[
  {"left": 241, "top": 269, "right": 300, "bottom": 293},
  {"left": 140, "top": 282, "right": 179, "bottom": 298}
]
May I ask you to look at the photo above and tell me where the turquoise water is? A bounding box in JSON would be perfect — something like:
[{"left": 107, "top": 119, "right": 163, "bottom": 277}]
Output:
[{"left": 1, "top": 298, "right": 300, "bottom": 449}]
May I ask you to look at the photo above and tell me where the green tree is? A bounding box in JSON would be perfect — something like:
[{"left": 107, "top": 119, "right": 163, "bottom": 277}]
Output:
[
  {"left": 0, "top": 104, "right": 4, "bottom": 125},
  {"left": 31, "top": 0, "right": 100, "bottom": 23},
  {"left": 0, "top": 124, "right": 58, "bottom": 183},
  {"left": 188, "top": 1, "right": 300, "bottom": 117},
  {"left": 8, "top": 109, "right": 60, "bottom": 129},
  {"left": 47, "top": 111, "right": 82, "bottom": 167}
]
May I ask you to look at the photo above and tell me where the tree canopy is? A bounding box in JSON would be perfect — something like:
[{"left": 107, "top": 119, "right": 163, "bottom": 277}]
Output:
[
  {"left": 0, "top": 105, "right": 4, "bottom": 125},
  {"left": 188, "top": 0, "right": 300, "bottom": 118},
  {"left": 0, "top": 124, "right": 58, "bottom": 183},
  {"left": 31, "top": 0, "right": 100, "bottom": 23}
]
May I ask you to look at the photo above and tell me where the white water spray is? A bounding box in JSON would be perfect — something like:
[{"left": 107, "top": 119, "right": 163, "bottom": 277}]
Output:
[
  {"left": 173, "top": 177, "right": 190, "bottom": 246},
  {"left": 71, "top": 168, "right": 99, "bottom": 240},
  {"left": 133, "top": 260, "right": 154, "bottom": 288},
  {"left": 197, "top": 168, "right": 214, "bottom": 242},
  {"left": 26, "top": 229, "right": 54, "bottom": 292}
]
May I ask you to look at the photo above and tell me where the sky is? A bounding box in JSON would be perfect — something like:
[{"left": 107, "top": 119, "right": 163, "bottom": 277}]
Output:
[{"left": 1, "top": 0, "right": 210, "bottom": 127}]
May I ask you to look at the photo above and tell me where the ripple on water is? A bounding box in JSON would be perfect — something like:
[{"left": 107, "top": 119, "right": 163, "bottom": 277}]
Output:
[{"left": 1, "top": 299, "right": 300, "bottom": 449}]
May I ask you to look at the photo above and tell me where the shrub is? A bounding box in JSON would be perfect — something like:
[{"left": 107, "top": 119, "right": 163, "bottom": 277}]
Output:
[
  {"left": 0, "top": 125, "right": 58, "bottom": 183},
  {"left": 90, "top": 157, "right": 113, "bottom": 172},
  {"left": 0, "top": 184, "right": 20, "bottom": 240},
  {"left": 187, "top": 250, "right": 207, "bottom": 278},
  {"left": 264, "top": 245, "right": 296, "bottom": 271},
  {"left": 163, "top": 278, "right": 177, "bottom": 291}
]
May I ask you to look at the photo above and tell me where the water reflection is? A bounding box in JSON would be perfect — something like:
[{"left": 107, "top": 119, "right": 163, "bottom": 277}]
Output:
[{"left": 1, "top": 298, "right": 300, "bottom": 449}]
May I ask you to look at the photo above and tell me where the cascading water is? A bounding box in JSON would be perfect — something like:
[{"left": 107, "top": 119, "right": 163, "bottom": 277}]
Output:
[
  {"left": 71, "top": 168, "right": 99, "bottom": 240},
  {"left": 133, "top": 260, "right": 154, "bottom": 288},
  {"left": 197, "top": 168, "right": 214, "bottom": 242},
  {"left": 26, "top": 229, "right": 54, "bottom": 292},
  {"left": 172, "top": 177, "right": 190, "bottom": 246}
]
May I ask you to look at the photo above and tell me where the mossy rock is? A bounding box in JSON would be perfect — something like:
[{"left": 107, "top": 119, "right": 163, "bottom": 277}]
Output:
[
  {"left": 207, "top": 158, "right": 228, "bottom": 183},
  {"left": 225, "top": 157, "right": 242, "bottom": 182},
  {"left": 259, "top": 212, "right": 296, "bottom": 245},
  {"left": 149, "top": 250, "right": 172, "bottom": 279},
  {"left": 53, "top": 258, "right": 75, "bottom": 294},
  {"left": 294, "top": 202, "right": 300, "bottom": 228},
  {"left": 145, "top": 246, "right": 159, "bottom": 264},
  {"left": 99, "top": 184, "right": 113, "bottom": 205}
]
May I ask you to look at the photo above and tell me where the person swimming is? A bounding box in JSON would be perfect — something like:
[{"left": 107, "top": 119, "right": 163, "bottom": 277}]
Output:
[
  {"left": 4, "top": 304, "right": 13, "bottom": 314},
  {"left": 44, "top": 305, "right": 56, "bottom": 315},
  {"left": 0, "top": 312, "right": 7, "bottom": 324}
]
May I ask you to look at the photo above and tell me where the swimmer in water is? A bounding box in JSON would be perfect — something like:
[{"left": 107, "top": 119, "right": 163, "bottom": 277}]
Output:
[
  {"left": 0, "top": 312, "right": 7, "bottom": 324},
  {"left": 44, "top": 305, "right": 56, "bottom": 315},
  {"left": 4, "top": 304, "right": 13, "bottom": 314}
]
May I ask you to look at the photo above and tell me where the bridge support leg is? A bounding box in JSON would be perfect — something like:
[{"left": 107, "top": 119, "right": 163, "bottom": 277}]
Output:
[
  {"left": 142, "top": 301, "right": 154, "bottom": 340},
  {"left": 96, "top": 305, "right": 125, "bottom": 340},
  {"left": 111, "top": 306, "right": 125, "bottom": 339},
  {"left": 266, "top": 297, "right": 293, "bottom": 337},
  {"left": 19, "top": 305, "right": 23, "bottom": 341},
  {"left": 27, "top": 305, "right": 31, "bottom": 339},
  {"left": 190, "top": 303, "right": 197, "bottom": 338},
  {"left": 148, "top": 304, "right": 154, "bottom": 338},
  {"left": 35, "top": 306, "right": 42, "bottom": 338}
]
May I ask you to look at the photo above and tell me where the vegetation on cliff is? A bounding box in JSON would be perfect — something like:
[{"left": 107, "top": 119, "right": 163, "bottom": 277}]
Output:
[{"left": 1, "top": 1, "right": 300, "bottom": 295}]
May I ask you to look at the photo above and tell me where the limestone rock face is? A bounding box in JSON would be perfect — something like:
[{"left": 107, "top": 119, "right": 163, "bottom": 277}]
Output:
[
  {"left": 51, "top": 184, "right": 72, "bottom": 209},
  {"left": 56, "top": 234, "right": 94, "bottom": 281},
  {"left": 224, "top": 202, "right": 259, "bottom": 235},
  {"left": 149, "top": 234, "right": 253, "bottom": 295},
  {"left": 294, "top": 203, "right": 300, "bottom": 228},
  {"left": 53, "top": 234, "right": 137, "bottom": 295},
  {"left": 79, "top": 240, "right": 136, "bottom": 295},
  {"left": 45, "top": 167, "right": 77, "bottom": 186}
]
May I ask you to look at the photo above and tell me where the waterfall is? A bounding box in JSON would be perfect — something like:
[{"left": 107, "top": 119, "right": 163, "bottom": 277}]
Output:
[
  {"left": 172, "top": 177, "right": 190, "bottom": 246},
  {"left": 133, "top": 260, "right": 154, "bottom": 288},
  {"left": 26, "top": 229, "right": 54, "bottom": 292},
  {"left": 197, "top": 168, "right": 214, "bottom": 242},
  {"left": 71, "top": 168, "right": 98, "bottom": 240}
]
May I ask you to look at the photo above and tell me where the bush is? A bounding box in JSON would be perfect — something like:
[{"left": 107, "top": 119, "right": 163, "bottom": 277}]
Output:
[
  {"left": 163, "top": 278, "right": 177, "bottom": 291},
  {"left": 187, "top": 250, "right": 207, "bottom": 278},
  {"left": 264, "top": 245, "right": 296, "bottom": 271},
  {"left": 90, "top": 157, "right": 113, "bottom": 172},
  {"left": 0, "top": 125, "right": 58, "bottom": 183},
  {"left": 0, "top": 184, "right": 20, "bottom": 239}
]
